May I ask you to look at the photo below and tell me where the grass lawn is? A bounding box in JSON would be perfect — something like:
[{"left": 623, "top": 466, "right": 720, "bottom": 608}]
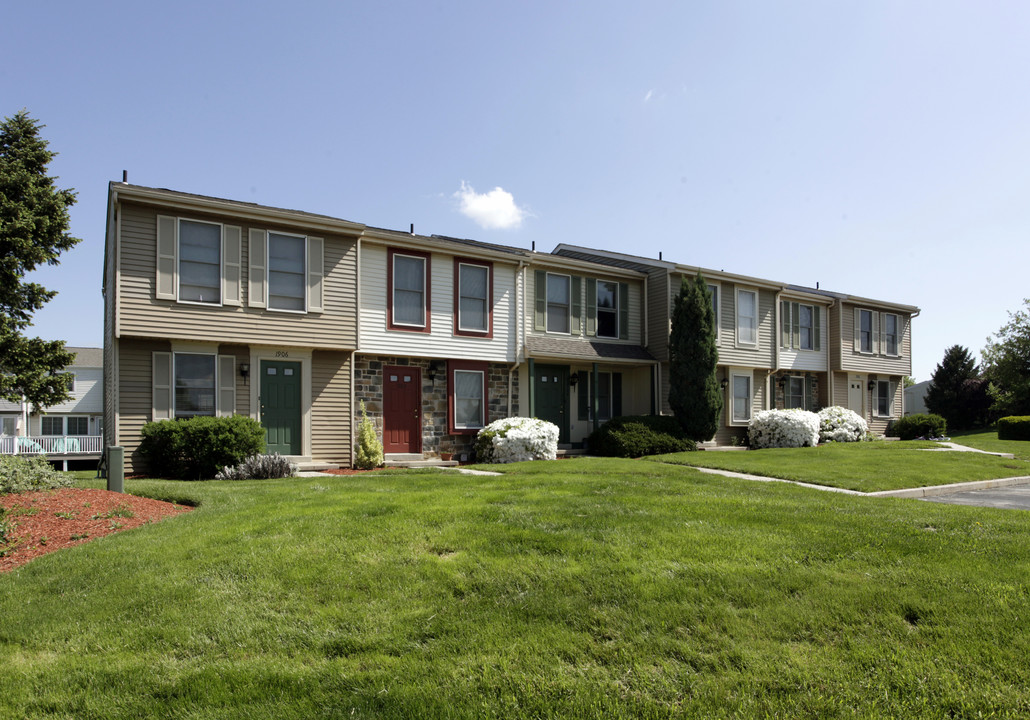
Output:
[
  {"left": 949, "top": 429, "right": 1030, "bottom": 461},
  {"left": 652, "top": 440, "right": 1030, "bottom": 492},
  {"left": 2, "top": 458, "right": 1030, "bottom": 718}
]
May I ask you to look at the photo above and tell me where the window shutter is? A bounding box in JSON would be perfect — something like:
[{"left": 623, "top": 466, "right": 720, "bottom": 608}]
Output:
[
  {"left": 223, "top": 225, "right": 242, "bottom": 306},
  {"left": 813, "top": 306, "right": 821, "bottom": 351},
  {"left": 613, "top": 373, "right": 623, "bottom": 417},
  {"left": 534, "top": 271, "right": 546, "bottom": 331},
  {"left": 873, "top": 312, "right": 881, "bottom": 355},
  {"left": 619, "top": 283, "right": 629, "bottom": 340},
  {"left": 571, "top": 276, "right": 582, "bottom": 335},
  {"left": 586, "top": 278, "right": 597, "bottom": 336},
  {"left": 807, "top": 374, "right": 817, "bottom": 412},
  {"left": 217, "top": 355, "right": 236, "bottom": 417},
  {"left": 853, "top": 307, "right": 861, "bottom": 350},
  {"left": 791, "top": 302, "right": 800, "bottom": 349},
  {"left": 307, "top": 236, "right": 324, "bottom": 313},
  {"left": 578, "top": 373, "right": 589, "bottom": 420},
  {"left": 780, "top": 301, "right": 789, "bottom": 348},
  {"left": 249, "top": 229, "right": 267, "bottom": 308},
  {"left": 897, "top": 316, "right": 905, "bottom": 357},
  {"left": 152, "top": 352, "right": 172, "bottom": 420},
  {"left": 156, "top": 216, "right": 177, "bottom": 300}
]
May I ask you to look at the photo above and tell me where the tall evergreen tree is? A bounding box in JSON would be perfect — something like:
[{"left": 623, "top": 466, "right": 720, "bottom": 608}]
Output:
[
  {"left": 924, "top": 345, "right": 980, "bottom": 429},
  {"left": 668, "top": 272, "right": 722, "bottom": 440},
  {"left": 0, "top": 110, "right": 80, "bottom": 410}
]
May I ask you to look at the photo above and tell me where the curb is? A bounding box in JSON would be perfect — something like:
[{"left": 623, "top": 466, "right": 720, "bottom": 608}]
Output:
[{"left": 868, "top": 475, "right": 1030, "bottom": 499}]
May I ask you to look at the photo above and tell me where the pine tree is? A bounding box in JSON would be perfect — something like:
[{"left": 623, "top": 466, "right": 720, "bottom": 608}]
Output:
[
  {"left": 668, "top": 272, "right": 722, "bottom": 441},
  {"left": 0, "top": 110, "right": 80, "bottom": 410},
  {"left": 925, "top": 345, "right": 980, "bottom": 430}
]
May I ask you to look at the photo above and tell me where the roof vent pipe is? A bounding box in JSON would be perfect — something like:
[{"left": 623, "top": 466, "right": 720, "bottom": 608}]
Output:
[
  {"left": 817, "top": 282, "right": 820, "bottom": 289},
  {"left": 532, "top": 241, "right": 536, "bottom": 252},
  {"left": 410, "top": 223, "right": 414, "bottom": 235},
  {"left": 122, "top": 170, "right": 128, "bottom": 183},
  {"left": 659, "top": 251, "right": 663, "bottom": 261}
]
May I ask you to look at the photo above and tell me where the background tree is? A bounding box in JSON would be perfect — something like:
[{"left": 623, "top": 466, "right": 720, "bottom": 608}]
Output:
[
  {"left": 0, "top": 110, "right": 80, "bottom": 409},
  {"left": 668, "top": 272, "right": 722, "bottom": 441},
  {"left": 924, "top": 345, "right": 981, "bottom": 430},
  {"left": 982, "top": 299, "right": 1030, "bottom": 418}
]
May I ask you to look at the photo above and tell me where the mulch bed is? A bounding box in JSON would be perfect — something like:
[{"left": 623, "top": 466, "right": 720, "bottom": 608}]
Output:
[{"left": 0, "top": 488, "right": 192, "bottom": 573}]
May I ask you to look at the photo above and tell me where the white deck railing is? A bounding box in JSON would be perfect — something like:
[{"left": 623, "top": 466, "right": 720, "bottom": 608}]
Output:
[{"left": 0, "top": 435, "right": 104, "bottom": 455}]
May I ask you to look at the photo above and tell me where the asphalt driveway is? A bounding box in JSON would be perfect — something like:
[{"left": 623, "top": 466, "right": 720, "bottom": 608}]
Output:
[{"left": 924, "top": 482, "right": 1030, "bottom": 511}]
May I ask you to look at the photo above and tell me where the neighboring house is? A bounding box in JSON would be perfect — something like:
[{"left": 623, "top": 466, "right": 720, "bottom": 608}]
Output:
[
  {"left": 103, "top": 184, "right": 360, "bottom": 473},
  {"left": 553, "top": 245, "right": 919, "bottom": 441},
  {"left": 0, "top": 347, "right": 104, "bottom": 469},
  {"left": 904, "top": 380, "right": 930, "bottom": 415}
]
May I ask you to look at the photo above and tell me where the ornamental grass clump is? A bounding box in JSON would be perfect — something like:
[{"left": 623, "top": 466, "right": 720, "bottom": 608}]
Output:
[
  {"left": 215, "top": 453, "right": 298, "bottom": 480},
  {"left": 474, "top": 417, "right": 559, "bottom": 463},
  {"left": 817, "top": 406, "right": 868, "bottom": 443},
  {"left": 748, "top": 409, "right": 820, "bottom": 449}
]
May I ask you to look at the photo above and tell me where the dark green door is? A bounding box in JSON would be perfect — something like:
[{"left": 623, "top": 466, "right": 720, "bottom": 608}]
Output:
[
  {"left": 534, "top": 364, "right": 569, "bottom": 444},
  {"left": 260, "top": 360, "right": 301, "bottom": 455}
]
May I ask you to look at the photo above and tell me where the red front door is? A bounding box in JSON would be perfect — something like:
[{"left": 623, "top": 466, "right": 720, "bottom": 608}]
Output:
[{"left": 383, "top": 365, "right": 421, "bottom": 453}]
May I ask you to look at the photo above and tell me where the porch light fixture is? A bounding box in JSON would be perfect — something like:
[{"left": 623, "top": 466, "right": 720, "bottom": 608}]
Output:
[
  {"left": 867, "top": 380, "right": 876, "bottom": 391},
  {"left": 239, "top": 363, "right": 250, "bottom": 382},
  {"left": 569, "top": 373, "right": 579, "bottom": 388},
  {"left": 720, "top": 377, "right": 729, "bottom": 390},
  {"left": 428, "top": 360, "right": 444, "bottom": 386}
]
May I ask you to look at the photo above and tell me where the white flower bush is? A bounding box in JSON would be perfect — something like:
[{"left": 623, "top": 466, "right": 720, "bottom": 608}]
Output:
[
  {"left": 817, "top": 405, "right": 868, "bottom": 443},
  {"left": 748, "top": 409, "right": 820, "bottom": 449},
  {"left": 474, "top": 417, "right": 559, "bottom": 463}
]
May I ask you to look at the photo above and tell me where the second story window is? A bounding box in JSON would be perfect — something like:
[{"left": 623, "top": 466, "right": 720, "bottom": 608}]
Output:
[
  {"left": 178, "top": 220, "right": 221, "bottom": 304},
  {"left": 859, "top": 309, "right": 874, "bottom": 353},
  {"left": 884, "top": 313, "right": 899, "bottom": 356},
  {"left": 707, "top": 284, "right": 720, "bottom": 339},
  {"left": 389, "top": 250, "right": 429, "bottom": 330},
  {"left": 546, "top": 273, "right": 571, "bottom": 334},
  {"left": 268, "top": 232, "right": 306, "bottom": 311},
  {"left": 736, "top": 289, "right": 757, "bottom": 346},
  {"left": 798, "top": 304, "right": 813, "bottom": 350},
  {"left": 596, "top": 281, "right": 618, "bottom": 338},
  {"left": 456, "top": 260, "right": 491, "bottom": 335}
]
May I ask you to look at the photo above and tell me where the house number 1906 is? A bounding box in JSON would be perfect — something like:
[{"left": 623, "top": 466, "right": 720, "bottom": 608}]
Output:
[{"left": 275, "top": 351, "right": 289, "bottom": 358}]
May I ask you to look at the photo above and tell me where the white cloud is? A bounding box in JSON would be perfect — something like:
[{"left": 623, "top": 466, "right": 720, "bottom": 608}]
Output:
[
  {"left": 644, "top": 89, "right": 654, "bottom": 102},
  {"left": 453, "top": 181, "right": 527, "bottom": 230}
]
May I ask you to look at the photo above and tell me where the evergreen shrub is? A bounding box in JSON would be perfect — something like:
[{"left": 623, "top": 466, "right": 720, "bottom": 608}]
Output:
[
  {"left": 997, "top": 416, "right": 1030, "bottom": 441},
  {"left": 139, "top": 415, "right": 266, "bottom": 480},
  {"left": 355, "top": 401, "right": 384, "bottom": 470},
  {"left": 588, "top": 416, "right": 697, "bottom": 457},
  {"left": 0, "top": 455, "right": 72, "bottom": 495},
  {"left": 890, "top": 413, "right": 948, "bottom": 440}
]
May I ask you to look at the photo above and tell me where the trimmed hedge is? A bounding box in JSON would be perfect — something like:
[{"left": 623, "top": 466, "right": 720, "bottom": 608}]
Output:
[
  {"left": 997, "top": 416, "right": 1030, "bottom": 441},
  {"left": 139, "top": 415, "right": 267, "bottom": 480},
  {"left": 890, "top": 413, "right": 947, "bottom": 441},
  {"left": 588, "top": 416, "right": 697, "bottom": 458}
]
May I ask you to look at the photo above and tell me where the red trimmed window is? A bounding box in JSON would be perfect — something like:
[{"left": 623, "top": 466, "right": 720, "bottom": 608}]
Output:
[
  {"left": 453, "top": 257, "right": 493, "bottom": 338},
  {"left": 447, "top": 360, "right": 488, "bottom": 434},
  {"left": 387, "top": 248, "right": 431, "bottom": 333}
]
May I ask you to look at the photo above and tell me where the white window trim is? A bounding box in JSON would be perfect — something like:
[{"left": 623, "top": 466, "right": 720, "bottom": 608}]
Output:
[
  {"left": 172, "top": 352, "right": 218, "bottom": 419},
  {"left": 452, "top": 368, "right": 486, "bottom": 430},
  {"left": 798, "top": 303, "right": 815, "bottom": 351},
  {"left": 785, "top": 375, "right": 806, "bottom": 409},
  {"left": 65, "top": 415, "right": 89, "bottom": 436},
  {"left": 177, "top": 218, "right": 224, "bottom": 307},
  {"left": 874, "top": 379, "right": 894, "bottom": 418},
  {"left": 457, "top": 261, "right": 491, "bottom": 333},
  {"left": 545, "top": 272, "right": 572, "bottom": 335},
  {"left": 728, "top": 368, "right": 753, "bottom": 426},
  {"left": 41, "top": 415, "right": 65, "bottom": 436},
  {"left": 736, "top": 288, "right": 759, "bottom": 348},
  {"left": 595, "top": 280, "right": 619, "bottom": 340},
  {"left": 266, "top": 230, "right": 309, "bottom": 314},
  {"left": 883, "top": 313, "right": 901, "bottom": 357},
  {"left": 707, "top": 282, "right": 721, "bottom": 342},
  {"left": 392, "top": 251, "right": 428, "bottom": 329},
  {"left": 856, "top": 308, "right": 876, "bottom": 355}
]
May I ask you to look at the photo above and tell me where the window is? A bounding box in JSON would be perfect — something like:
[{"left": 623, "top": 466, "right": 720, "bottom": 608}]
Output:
[
  {"left": 875, "top": 380, "right": 893, "bottom": 417},
  {"left": 731, "top": 372, "right": 752, "bottom": 424},
  {"left": 268, "top": 231, "right": 306, "bottom": 311},
  {"left": 546, "top": 273, "right": 571, "bottom": 334},
  {"left": 859, "top": 309, "right": 874, "bottom": 353},
  {"left": 66, "top": 417, "right": 89, "bottom": 436},
  {"left": 41, "top": 416, "right": 63, "bottom": 436},
  {"left": 178, "top": 219, "right": 221, "bottom": 304},
  {"left": 389, "top": 249, "right": 430, "bottom": 331},
  {"left": 798, "top": 305, "right": 813, "bottom": 350},
  {"left": 596, "top": 281, "right": 618, "bottom": 338},
  {"left": 174, "top": 354, "right": 217, "bottom": 418},
  {"left": 737, "top": 289, "right": 757, "bottom": 346},
  {"left": 884, "top": 313, "right": 899, "bottom": 356},
  {"left": 0, "top": 417, "right": 15, "bottom": 436},
  {"left": 448, "top": 361, "right": 488, "bottom": 433},
  {"left": 707, "top": 284, "right": 720, "bottom": 339},
  {"left": 455, "top": 259, "right": 492, "bottom": 336},
  {"left": 785, "top": 376, "right": 805, "bottom": 409},
  {"left": 578, "top": 371, "right": 623, "bottom": 421}
]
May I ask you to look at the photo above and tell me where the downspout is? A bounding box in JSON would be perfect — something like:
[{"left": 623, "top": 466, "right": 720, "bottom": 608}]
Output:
[
  {"left": 771, "top": 288, "right": 783, "bottom": 410},
  {"left": 827, "top": 298, "right": 835, "bottom": 406},
  {"left": 352, "top": 235, "right": 362, "bottom": 469},
  {"left": 508, "top": 260, "right": 527, "bottom": 416}
]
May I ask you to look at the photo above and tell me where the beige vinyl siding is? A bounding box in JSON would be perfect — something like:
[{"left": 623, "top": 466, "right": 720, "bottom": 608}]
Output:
[
  {"left": 646, "top": 268, "right": 670, "bottom": 361},
  {"left": 117, "top": 337, "right": 171, "bottom": 473},
  {"left": 218, "top": 344, "right": 251, "bottom": 417},
  {"left": 525, "top": 267, "right": 644, "bottom": 346},
  {"left": 832, "top": 371, "right": 849, "bottom": 409},
  {"left": 839, "top": 303, "right": 913, "bottom": 375},
  {"left": 778, "top": 305, "right": 829, "bottom": 372},
  {"left": 709, "top": 283, "right": 776, "bottom": 368},
  {"left": 867, "top": 375, "right": 904, "bottom": 435},
  {"left": 311, "top": 350, "right": 352, "bottom": 465},
  {"left": 360, "top": 244, "right": 517, "bottom": 361},
  {"left": 117, "top": 202, "right": 357, "bottom": 349}
]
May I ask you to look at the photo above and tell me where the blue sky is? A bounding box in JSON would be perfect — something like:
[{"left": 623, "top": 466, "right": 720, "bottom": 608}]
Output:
[{"left": 6, "top": 1, "right": 1030, "bottom": 382}]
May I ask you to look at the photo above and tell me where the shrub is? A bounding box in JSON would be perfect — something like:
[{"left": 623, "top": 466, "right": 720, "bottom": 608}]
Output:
[
  {"left": 139, "top": 415, "right": 267, "bottom": 480},
  {"left": 748, "top": 409, "right": 820, "bottom": 449},
  {"left": 216, "top": 453, "right": 298, "bottom": 480},
  {"left": 355, "top": 400, "right": 384, "bottom": 470},
  {"left": 474, "top": 417, "right": 559, "bottom": 463},
  {"left": 588, "top": 415, "right": 697, "bottom": 457},
  {"left": 997, "top": 416, "right": 1030, "bottom": 441},
  {"left": 0, "top": 454, "right": 72, "bottom": 495},
  {"left": 817, "top": 406, "right": 868, "bottom": 443},
  {"left": 890, "top": 413, "right": 948, "bottom": 441}
]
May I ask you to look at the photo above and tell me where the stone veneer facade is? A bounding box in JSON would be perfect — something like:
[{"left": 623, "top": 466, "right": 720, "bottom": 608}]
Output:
[
  {"left": 353, "top": 355, "right": 518, "bottom": 459},
  {"left": 770, "top": 371, "right": 823, "bottom": 412}
]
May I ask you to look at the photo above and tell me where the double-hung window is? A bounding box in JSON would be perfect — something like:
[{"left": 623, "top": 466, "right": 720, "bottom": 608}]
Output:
[
  {"left": 455, "top": 259, "right": 492, "bottom": 336},
  {"left": 41, "top": 416, "right": 64, "bottom": 436},
  {"left": 0, "top": 417, "right": 15, "bottom": 436},
  {"left": 152, "top": 351, "right": 235, "bottom": 421},
  {"left": 546, "top": 273, "right": 571, "bottom": 334},
  {"left": 798, "top": 305, "right": 813, "bottom": 350},
  {"left": 448, "top": 360, "right": 488, "bottom": 433},
  {"left": 174, "top": 353, "right": 217, "bottom": 418},
  {"left": 389, "top": 249, "right": 430, "bottom": 331},
  {"left": 66, "top": 417, "right": 89, "bottom": 436},
  {"left": 707, "top": 283, "right": 720, "bottom": 339},
  {"left": 858, "top": 309, "right": 874, "bottom": 353},
  {"left": 736, "top": 289, "right": 757, "bottom": 346},
  {"left": 875, "top": 380, "right": 893, "bottom": 417},
  {"left": 268, "top": 232, "right": 306, "bottom": 311},
  {"left": 785, "top": 376, "right": 805, "bottom": 409},
  {"left": 883, "top": 313, "right": 899, "bottom": 356},
  {"left": 731, "top": 371, "right": 752, "bottom": 424},
  {"left": 178, "top": 219, "right": 222, "bottom": 304},
  {"left": 596, "top": 281, "right": 618, "bottom": 338}
]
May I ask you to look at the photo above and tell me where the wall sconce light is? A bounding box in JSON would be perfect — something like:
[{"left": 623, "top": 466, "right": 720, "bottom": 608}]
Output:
[
  {"left": 867, "top": 380, "right": 876, "bottom": 391},
  {"left": 239, "top": 363, "right": 250, "bottom": 383},
  {"left": 777, "top": 376, "right": 786, "bottom": 389},
  {"left": 569, "top": 373, "right": 580, "bottom": 388},
  {"left": 720, "top": 377, "right": 729, "bottom": 390},
  {"left": 428, "top": 360, "right": 444, "bottom": 386}
]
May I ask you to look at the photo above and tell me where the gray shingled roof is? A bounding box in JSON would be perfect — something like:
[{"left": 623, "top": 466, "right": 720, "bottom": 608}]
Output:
[
  {"left": 67, "top": 347, "right": 103, "bottom": 367},
  {"left": 527, "top": 336, "right": 656, "bottom": 362}
]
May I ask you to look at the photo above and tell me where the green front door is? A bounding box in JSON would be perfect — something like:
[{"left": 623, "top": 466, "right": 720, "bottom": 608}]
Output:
[
  {"left": 260, "top": 360, "right": 301, "bottom": 455},
  {"left": 533, "top": 364, "right": 569, "bottom": 444}
]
